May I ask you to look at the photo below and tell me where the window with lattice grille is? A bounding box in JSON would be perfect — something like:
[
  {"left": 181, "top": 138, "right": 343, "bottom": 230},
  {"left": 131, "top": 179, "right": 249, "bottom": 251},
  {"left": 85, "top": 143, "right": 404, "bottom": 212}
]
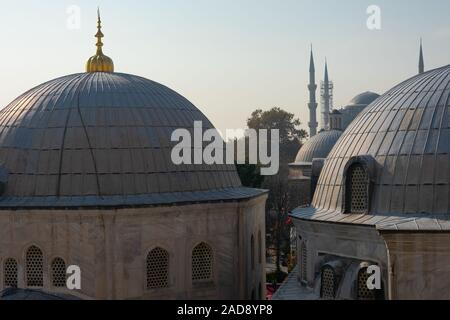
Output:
[
  {"left": 4, "top": 258, "right": 18, "bottom": 288},
  {"left": 26, "top": 246, "right": 43, "bottom": 287},
  {"left": 251, "top": 235, "right": 255, "bottom": 270},
  {"left": 357, "top": 268, "right": 376, "bottom": 300},
  {"left": 51, "top": 257, "right": 67, "bottom": 288},
  {"left": 346, "top": 164, "right": 369, "bottom": 214},
  {"left": 300, "top": 242, "right": 307, "bottom": 281},
  {"left": 320, "top": 267, "right": 336, "bottom": 299},
  {"left": 146, "top": 247, "right": 169, "bottom": 289},
  {"left": 192, "top": 243, "right": 213, "bottom": 282},
  {"left": 258, "top": 231, "right": 262, "bottom": 264}
]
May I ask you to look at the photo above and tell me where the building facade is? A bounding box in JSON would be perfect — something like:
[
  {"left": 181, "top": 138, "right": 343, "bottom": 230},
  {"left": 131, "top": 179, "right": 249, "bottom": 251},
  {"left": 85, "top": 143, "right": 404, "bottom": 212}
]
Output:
[
  {"left": 291, "top": 62, "right": 450, "bottom": 300},
  {"left": 0, "top": 14, "right": 267, "bottom": 300}
]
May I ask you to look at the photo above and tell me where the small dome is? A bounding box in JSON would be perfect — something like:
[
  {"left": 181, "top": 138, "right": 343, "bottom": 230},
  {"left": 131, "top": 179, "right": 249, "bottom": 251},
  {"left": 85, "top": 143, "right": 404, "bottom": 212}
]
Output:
[
  {"left": 312, "top": 64, "right": 450, "bottom": 215},
  {"left": 295, "top": 130, "right": 342, "bottom": 163},
  {"left": 0, "top": 73, "right": 241, "bottom": 204},
  {"left": 86, "top": 54, "right": 114, "bottom": 73},
  {"left": 348, "top": 91, "right": 380, "bottom": 106}
]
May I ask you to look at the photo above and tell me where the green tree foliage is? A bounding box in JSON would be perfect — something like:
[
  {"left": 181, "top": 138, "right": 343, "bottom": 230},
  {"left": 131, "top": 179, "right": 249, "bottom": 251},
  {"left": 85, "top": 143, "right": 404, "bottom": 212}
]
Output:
[
  {"left": 247, "top": 107, "right": 307, "bottom": 163},
  {"left": 236, "top": 163, "right": 264, "bottom": 188}
]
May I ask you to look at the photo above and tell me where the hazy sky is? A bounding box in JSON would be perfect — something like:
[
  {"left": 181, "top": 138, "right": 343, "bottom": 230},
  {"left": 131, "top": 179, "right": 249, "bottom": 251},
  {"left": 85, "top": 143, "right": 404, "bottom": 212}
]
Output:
[{"left": 1, "top": 0, "right": 449, "bottom": 134}]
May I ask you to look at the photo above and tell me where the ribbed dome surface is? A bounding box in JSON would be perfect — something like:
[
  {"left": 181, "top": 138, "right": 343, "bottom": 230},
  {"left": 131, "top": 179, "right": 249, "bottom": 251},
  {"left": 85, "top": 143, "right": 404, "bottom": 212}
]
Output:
[
  {"left": 313, "top": 65, "right": 450, "bottom": 215},
  {"left": 295, "top": 130, "right": 342, "bottom": 163},
  {"left": 0, "top": 73, "right": 241, "bottom": 201}
]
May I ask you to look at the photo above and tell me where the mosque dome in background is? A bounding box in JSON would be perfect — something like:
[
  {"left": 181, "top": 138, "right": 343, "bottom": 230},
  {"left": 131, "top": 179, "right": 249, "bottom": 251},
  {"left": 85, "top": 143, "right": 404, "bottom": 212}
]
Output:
[
  {"left": 295, "top": 130, "right": 342, "bottom": 163},
  {"left": 347, "top": 91, "right": 380, "bottom": 107},
  {"left": 312, "top": 64, "right": 450, "bottom": 216}
]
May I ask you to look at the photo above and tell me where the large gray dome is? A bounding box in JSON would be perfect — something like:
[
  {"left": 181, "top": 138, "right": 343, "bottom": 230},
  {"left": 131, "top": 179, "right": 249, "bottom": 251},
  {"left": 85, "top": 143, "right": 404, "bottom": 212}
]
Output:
[
  {"left": 0, "top": 72, "right": 248, "bottom": 207},
  {"left": 312, "top": 64, "right": 450, "bottom": 216},
  {"left": 295, "top": 130, "right": 342, "bottom": 163}
]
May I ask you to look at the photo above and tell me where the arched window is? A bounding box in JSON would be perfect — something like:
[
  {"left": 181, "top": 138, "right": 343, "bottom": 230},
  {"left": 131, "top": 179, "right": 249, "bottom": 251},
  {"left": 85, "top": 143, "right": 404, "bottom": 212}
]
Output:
[
  {"left": 251, "top": 235, "right": 255, "bottom": 270},
  {"left": 3, "top": 258, "right": 18, "bottom": 288},
  {"left": 26, "top": 245, "right": 44, "bottom": 287},
  {"left": 345, "top": 164, "right": 369, "bottom": 214},
  {"left": 258, "top": 231, "right": 262, "bottom": 264},
  {"left": 320, "top": 267, "right": 336, "bottom": 299},
  {"left": 357, "top": 267, "right": 376, "bottom": 300},
  {"left": 146, "top": 247, "right": 169, "bottom": 289},
  {"left": 192, "top": 242, "right": 213, "bottom": 282},
  {"left": 51, "top": 257, "right": 67, "bottom": 288},
  {"left": 300, "top": 242, "right": 307, "bottom": 282}
]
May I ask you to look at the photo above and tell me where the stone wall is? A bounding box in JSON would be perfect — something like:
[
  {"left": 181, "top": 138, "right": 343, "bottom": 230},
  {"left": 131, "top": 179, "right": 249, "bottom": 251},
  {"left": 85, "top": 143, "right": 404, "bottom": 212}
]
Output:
[
  {"left": 293, "top": 219, "right": 389, "bottom": 299},
  {"left": 0, "top": 194, "right": 267, "bottom": 300},
  {"left": 382, "top": 232, "right": 450, "bottom": 300}
]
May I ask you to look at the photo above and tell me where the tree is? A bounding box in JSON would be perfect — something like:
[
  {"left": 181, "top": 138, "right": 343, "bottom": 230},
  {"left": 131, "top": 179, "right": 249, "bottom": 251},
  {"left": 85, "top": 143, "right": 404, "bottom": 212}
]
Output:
[
  {"left": 237, "top": 107, "right": 307, "bottom": 275},
  {"left": 247, "top": 107, "right": 307, "bottom": 163},
  {"left": 236, "top": 163, "right": 264, "bottom": 188}
]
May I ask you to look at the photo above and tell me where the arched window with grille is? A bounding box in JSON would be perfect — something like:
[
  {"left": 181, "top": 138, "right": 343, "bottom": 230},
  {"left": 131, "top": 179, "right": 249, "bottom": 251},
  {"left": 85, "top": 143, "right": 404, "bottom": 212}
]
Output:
[
  {"left": 345, "top": 164, "right": 370, "bottom": 214},
  {"left": 300, "top": 242, "right": 307, "bottom": 282},
  {"left": 192, "top": 242, "right": 213, "bottom": 283},
  {"left": 258, "top": 230, "right": 262, "bottom": 264},
  {"left": 51, "top": 257, "right": 67, "bottom": 288},
  {"left": 320, "top": 267, "right": 336, "bottom": 299},
  {"left": 3, "top": 258, "right": 18, "bottom": 288},
  {"left": 357, "top": 267, "right": 376, "bottom": 300},
  {"left": 251, "top": 235, "right": 255, "bottom": 270},
  {"left": 146, "top": 247, "right": 169, "bottom": 289},
  {"left": 26, "top": 245, "right": 44, "bottom": 287}
]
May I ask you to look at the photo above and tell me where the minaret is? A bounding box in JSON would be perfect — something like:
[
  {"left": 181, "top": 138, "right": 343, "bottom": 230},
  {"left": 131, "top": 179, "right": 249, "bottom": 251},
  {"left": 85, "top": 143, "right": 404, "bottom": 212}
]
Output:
[
  {"left": 418, "top": 38, "right": 425, "bottom": 74},
  {"left": 321, "top": 60, "right": 331, "bottom": 131},
  {"left": 307, "top": 46, "right": 318, "bottom": 137}
]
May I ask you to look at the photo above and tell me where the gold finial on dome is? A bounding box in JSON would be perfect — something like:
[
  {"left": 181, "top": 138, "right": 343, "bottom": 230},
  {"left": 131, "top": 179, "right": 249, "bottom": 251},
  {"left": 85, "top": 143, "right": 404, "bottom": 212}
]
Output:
[{"left": 86, "top": 8, "right": 114, "bottom": 73}]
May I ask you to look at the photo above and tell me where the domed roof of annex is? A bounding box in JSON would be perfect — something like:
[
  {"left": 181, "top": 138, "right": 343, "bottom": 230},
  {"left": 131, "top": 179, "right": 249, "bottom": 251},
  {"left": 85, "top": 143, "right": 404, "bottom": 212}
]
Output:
[
  {"left": 294, "top": 130, "right": 342, "bottom": 164},
  {"left": 347, "top": 91, "right": 380, "bottom": 106},
  {"left": 293, "top": 64, "right": 450, "bottom": 230},
  {"left": 0, "top": 72, "right": 263, "bottom": 208}
]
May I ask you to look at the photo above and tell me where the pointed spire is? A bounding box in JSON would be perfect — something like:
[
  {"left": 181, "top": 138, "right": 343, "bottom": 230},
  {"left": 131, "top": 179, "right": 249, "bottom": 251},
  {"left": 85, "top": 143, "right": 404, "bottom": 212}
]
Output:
[
  {"left": 309, "top": 44, "right": 315, "bottom": 72},
  {"left": 95, "top": 8, "right": 104, "bottom": 55},
  {"left": 86, "top": 8, "right": 114, "bottom": 73},
  {"left": 419, "top": 38, "right": 425, "bottom": 74},
  {"left": 324, "top": 59, "right": 329, "bottom": 83}
]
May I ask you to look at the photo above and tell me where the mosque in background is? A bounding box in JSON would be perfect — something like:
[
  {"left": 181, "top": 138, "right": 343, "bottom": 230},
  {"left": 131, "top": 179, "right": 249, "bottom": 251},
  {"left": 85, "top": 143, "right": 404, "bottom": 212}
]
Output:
[
  {"left": 277, "top": 41, "right": 450, "bottom": 300},
  {"left": 289, "top": 43, "right": 426, "bottom": 207},
  {"left": 289, "top": 48, "right": 381, "bottom": 207},
  {"left": 0, "top": 13, "right": 267, "bottom": 300}
]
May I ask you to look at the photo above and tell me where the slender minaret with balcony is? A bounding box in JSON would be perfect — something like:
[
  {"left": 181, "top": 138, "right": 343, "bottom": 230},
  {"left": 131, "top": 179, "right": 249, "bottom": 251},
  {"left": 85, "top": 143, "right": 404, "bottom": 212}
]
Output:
[
  {"left": 308, "top": 46, "right": 318, "bottom": 137},
  {"left": 321, "top": 60, "right": 331, "bottom": 131},
  {"left": 419, "top": 39, "right": 425, "bottom": 74}
]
